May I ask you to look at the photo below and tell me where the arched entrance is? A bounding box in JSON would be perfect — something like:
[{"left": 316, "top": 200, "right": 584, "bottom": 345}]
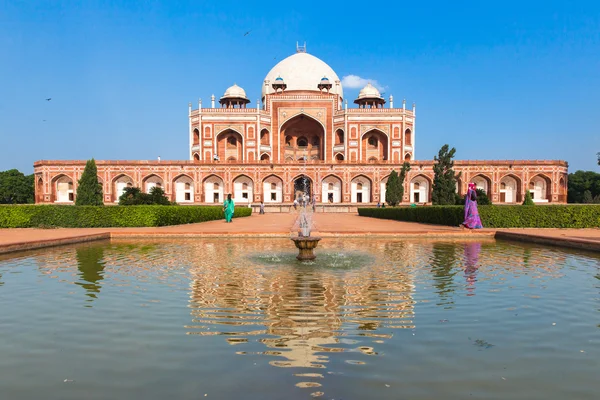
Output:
[
  {"left": 203, "top": 175, "right": 224, "bottom": 203},
  {"left": 142, "top": 174, "right": 164, "bottom": 194},
  {"left": 529, "top": 174, "right": 551, "bottom": 203},
  {"left": 173, "top": 175, "right": 194, "bottom": 203},
  {"left": 499, "top": 175, "right": 518, "bottom": 203},
  {"left": 293, "top": 175, "right": 312, "bottom": 202},
  {"left": 410, "top": 175, "right": 431, "bottom": 203},
  {"left": 216, "top": 129, "right": 243, "bottom": 162},
  {"left": 53, "top": 174, "right": 74, "bottom": 203},
  {"left": 471, "top": 174, "right": 492, "bottom": 198},
  {"left": 233, "top": 175, "right": 253, "bottom": 204},
  {"left": 351, "top": 175, "right": 371, "bottom": 203},
  {"left": 281, "top": 115, "right": 325, "bottom": 161},
  {"left": 113, "top": 174, "right": 134, "bottom": 202},
  {"left": 361, "top": 129, "right": 389, "bottom": 162},
  {"left": 321, "top": 175, "right": 342, "bottom": 203},
  {"left": 263, "top": 175, "right": 283, "bottom": 203}
]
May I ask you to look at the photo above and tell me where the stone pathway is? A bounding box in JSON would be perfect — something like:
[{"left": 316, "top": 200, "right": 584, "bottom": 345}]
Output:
[{"left": 0, "top": 213, "right": 599, "bottom": 254}]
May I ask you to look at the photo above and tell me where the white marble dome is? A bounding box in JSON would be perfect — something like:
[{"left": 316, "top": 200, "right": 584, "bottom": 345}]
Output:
[
  {"left": 357, "top": 83, "right": 382, "bottom": 99},
  {"left": 262, "top": 52, "right": 343, "bottom": 99},
  {"left": 222, "top": 83, "right": 248, "bottom": 100}
]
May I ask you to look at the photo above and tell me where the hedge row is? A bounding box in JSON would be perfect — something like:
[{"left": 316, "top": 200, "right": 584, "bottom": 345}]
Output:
[
  {"left": 0, "top": 205, "right": 252, "bottom": 228},
  {"left": 358, "top": 205, "right": 600, "bottom": 228}
]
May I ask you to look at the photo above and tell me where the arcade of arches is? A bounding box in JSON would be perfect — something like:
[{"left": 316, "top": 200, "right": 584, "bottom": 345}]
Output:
[{"left": 34, "top": 162, "right": 568, "bottom": 205}]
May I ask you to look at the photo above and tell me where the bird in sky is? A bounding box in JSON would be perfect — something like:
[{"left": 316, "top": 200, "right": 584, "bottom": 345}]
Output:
[
  {"left": 45, "top": 98, "right": 51, "bottom": 101},
  {"left": 244, "top": 30, "right": 251, "bottom": 36}
]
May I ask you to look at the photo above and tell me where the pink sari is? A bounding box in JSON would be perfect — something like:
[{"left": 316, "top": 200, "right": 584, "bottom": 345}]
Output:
[{"left": 463, "top": 188, "right": 483, "bottom": 229}]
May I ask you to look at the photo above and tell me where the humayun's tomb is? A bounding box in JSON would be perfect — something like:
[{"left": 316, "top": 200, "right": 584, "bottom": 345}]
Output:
[{"left": 34, "top": 45, "right": 568, "bottom": 209}]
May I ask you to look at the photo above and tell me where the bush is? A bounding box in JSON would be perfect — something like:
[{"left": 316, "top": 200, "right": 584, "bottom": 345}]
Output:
[
  {"left": 522, "top": 191, "right": 535, "bottom": 206},
  {"left": 358, "top": 205, "right": 600, "bottom": 228},
  {"left": 476, "top": 189, "right": 491, "bottom": 205},
  {"left": 119, "top": 186, "right": 171, "bottom": 205},
  {"left": 0, "top": 205, "right": 252, "bottom": 228}
]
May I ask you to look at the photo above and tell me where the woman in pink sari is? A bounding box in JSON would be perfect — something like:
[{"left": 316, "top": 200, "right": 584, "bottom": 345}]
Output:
[{"left": 461, "top": 182, "right": 483, "bottom": 229}]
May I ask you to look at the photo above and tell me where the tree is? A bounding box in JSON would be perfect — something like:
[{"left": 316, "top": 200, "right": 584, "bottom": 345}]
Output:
[
  {"left": 75, "top": 159, "right": 103, "bottom": 205},
  {"left": 582, "top": 190, "right": 593, "bottom": 204},
  {"left": 385, "top": 162, "right": 411, "bottom": 206},
  {"left": 0, "top": 169, "right": 34, "bottom": 204},
  {"left": 385, "top": 170, "right": 401, "bottom": 206},
  {"left": 567, "top": 170, "right": 600, "bottom": 203},
  {"left": 597, "top": 152, "right": 599, "bottom": 166},
  {"left": 432, "top": 144, "right": 460, "bottom": 205},
  {"left": 522, "top": 190, "right": 534, "bottom": 205},
  {"left": 149, "top": 186, "right": 171, "bottom": 205}
]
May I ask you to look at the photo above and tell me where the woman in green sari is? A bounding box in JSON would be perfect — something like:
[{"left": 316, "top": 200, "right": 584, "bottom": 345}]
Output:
[{"left": 223, "top": 193, "right": 235, "bottom": 223}]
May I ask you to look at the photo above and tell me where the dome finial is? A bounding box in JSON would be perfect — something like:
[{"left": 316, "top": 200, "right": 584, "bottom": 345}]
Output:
[{"left": 296, "top": 41, "right": 307, "bottom": 53}]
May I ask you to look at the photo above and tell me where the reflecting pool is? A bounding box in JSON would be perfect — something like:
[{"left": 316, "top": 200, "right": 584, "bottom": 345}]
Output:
[{"left": 0, "top": 238, "right": 599, "bottom": 400}]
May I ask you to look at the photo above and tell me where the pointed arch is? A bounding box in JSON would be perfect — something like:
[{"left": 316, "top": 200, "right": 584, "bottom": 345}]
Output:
[
  {"left": 404, "top": 128, "right": 412, "bottom": 146},
  {"left": 112, "top": 173, "right": 134, "bottom": 202},
  {"left": 232, "top": 174, "right": 254, "bottom": 204},
  {"left": 280, "top": 114, "right": 325, "bottom": 161},
  {"left": 321, "top": 174, "right": 343, "bottom": 203},
  {"left": 51, "top": 173, "right": 74, "bottom": 203},
  {"left": 279, "top": 112, "right": 327, "bottom": 132},
  {"left": 173, "top": 173, "right": 194, "bottom": 203},
  {"left": 36, "top": 176, "right": 44, "bottom": 203},
  {"left": 262, "top": 174, "right": 283, "bottom": 203},
  {"left": 360, "top": 129, "right": 389, "bottom": 162},
  {"left": 142, "top": 173, "right": 164, "bottom": 194},
  {"left": 529, "top": 173, "right": 552, "bottom": 202},
  {"left": 335, "top": 128, "right": 344, "bottom": 145},
  {"left": 409, "top": 174, "right": 432, "bottom": 204},
  {"left": 350, "top": 174, "right": 372, "bottom": 203},
  {"left": 202, "top": 174, "right": 224, "bottom": 203},
  {"left": 470, "top": 173, "right": 492, "bottom": 197},
  {"left": 498, "top": 174, "right": 519, "bottom": 203},
  {"left": 292, "top": 174, "right": 314, "bottom": 200},
  {"left": 215, "top": 129, "right": 244, "bottom": 161}
]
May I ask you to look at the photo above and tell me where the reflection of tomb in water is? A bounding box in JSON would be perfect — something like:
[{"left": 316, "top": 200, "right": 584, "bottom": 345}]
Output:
[{"left": 187, "top": 245, "right": 417, "bottom": 370}]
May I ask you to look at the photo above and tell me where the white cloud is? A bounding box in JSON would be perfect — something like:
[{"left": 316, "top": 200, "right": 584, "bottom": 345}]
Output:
[{"left": 341, "top": 75, "right": 386, "bottom": 92}]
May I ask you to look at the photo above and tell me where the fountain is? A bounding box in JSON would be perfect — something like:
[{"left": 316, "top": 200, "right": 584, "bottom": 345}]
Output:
[
  {"left": 290, "top": 166, "right": 321, "bottom": 261},
  {"left": 290, "top": 213, "right": 321, "bottom": 260}
]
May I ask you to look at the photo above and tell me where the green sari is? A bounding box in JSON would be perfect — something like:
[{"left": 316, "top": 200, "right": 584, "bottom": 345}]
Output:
[{"left": 223, "top": 199, "right": 235, "bottom": 222}]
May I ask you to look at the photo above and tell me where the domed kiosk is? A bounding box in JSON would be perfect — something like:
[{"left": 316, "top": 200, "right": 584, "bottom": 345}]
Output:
[
  {"left": 354, "top": 83, "right": 385, "bottom": 108},
  {"left": 219, "top": 84, "right": 250, "bottom": 108}
]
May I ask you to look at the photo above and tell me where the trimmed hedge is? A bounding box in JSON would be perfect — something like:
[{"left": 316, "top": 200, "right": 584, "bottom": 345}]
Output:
[
  {"left": 0, "top": 205, "right": 252, "bottom": 228},
  {"left": 358, "top": 205, "right": 600, "bottom": 228}
]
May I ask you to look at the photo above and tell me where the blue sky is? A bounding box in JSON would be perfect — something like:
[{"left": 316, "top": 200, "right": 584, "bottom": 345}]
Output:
[{"left": 1, "top": 0, "right": 599, "bottom": 174}]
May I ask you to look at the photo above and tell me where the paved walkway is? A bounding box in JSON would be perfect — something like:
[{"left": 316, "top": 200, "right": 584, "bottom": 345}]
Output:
[{"left": 0, "top": 213, "right": 599, "bottom": 254}]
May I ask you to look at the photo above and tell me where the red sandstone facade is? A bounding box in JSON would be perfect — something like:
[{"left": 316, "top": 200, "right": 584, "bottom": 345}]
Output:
[{"left": 33, "top": 49, "right": 568, "bottom": 206}]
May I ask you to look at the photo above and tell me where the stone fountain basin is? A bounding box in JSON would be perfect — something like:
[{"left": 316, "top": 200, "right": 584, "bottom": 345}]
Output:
[{"left": 290, "top": 236, "right": 322, "bottom": 261}]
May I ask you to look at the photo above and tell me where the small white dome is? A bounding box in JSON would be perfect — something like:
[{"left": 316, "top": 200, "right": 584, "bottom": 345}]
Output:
[
  {"left": 262, "top": 52, "right": 343, "bottom": 99},
  {"left": 357, "top": 83, "right": 382, "bottom": 99},
  {"left": 222, "top": 83, "right": 248, "bottom": 99}
]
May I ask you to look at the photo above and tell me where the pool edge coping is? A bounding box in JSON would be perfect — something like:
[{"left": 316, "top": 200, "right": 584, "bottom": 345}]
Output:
[{"left": 1, "top": 230, "right": 599, "bottom": 255}]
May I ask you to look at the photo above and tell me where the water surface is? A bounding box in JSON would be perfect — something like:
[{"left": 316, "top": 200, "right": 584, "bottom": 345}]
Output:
[{"left": 0, "top": 238, "right": 598, "bottom": 399}]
